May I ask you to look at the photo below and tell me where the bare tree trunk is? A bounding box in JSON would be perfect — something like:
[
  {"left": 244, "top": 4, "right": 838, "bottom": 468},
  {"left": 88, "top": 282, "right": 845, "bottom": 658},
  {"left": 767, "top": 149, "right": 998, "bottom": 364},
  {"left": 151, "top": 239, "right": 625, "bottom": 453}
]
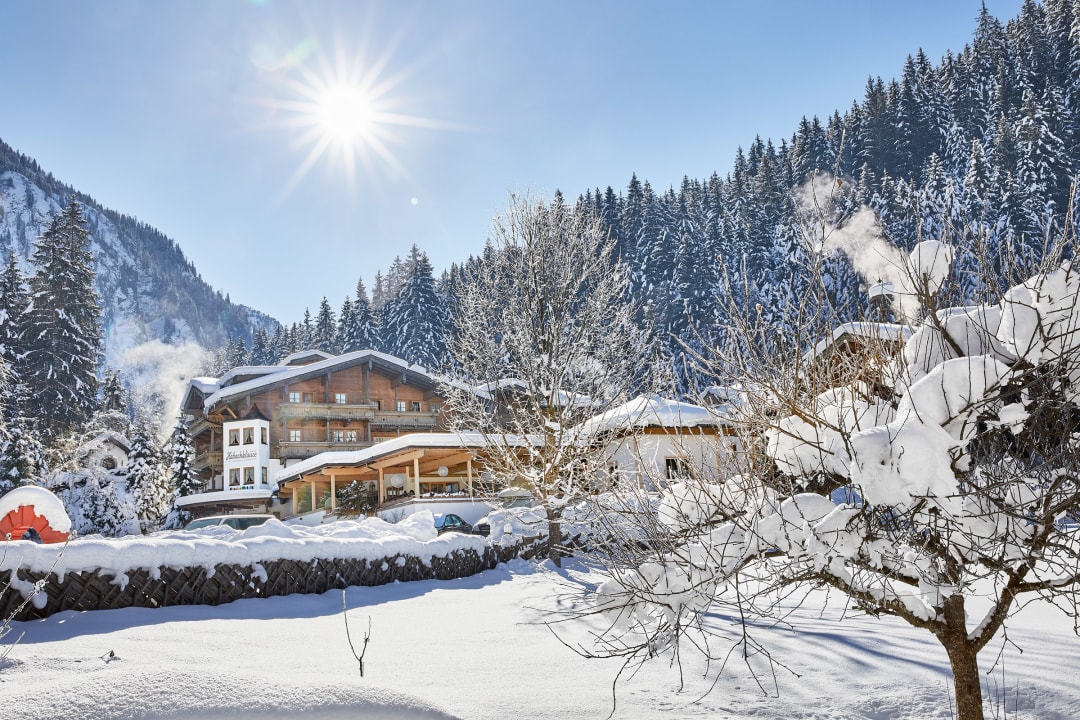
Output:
[
  {"left": 547, "top": 508, "right": 563, "bottom": 568},
  {"left": 940, "top": 595, "right": 984, "bottom": 720}
]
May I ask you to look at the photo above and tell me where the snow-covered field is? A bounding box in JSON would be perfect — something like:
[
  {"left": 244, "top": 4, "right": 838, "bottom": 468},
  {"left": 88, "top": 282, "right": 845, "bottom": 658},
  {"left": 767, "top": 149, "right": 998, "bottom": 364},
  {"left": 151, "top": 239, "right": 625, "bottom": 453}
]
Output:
[{"left": 3, "top": 557, "right": 1079, "bottom": 720}]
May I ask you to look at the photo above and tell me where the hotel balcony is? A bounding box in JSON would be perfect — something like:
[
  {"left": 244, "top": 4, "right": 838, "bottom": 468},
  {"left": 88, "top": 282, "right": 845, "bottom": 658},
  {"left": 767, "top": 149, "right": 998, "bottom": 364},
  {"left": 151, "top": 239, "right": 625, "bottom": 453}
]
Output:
[
  {"left": 371, "top": 411, "right": 438, "bottom": 431},
  {"left": 192, "top": 449, "right": 223, "bottom": 472},
  {"left": 276, "top": 441, "right": 374, "bottom": 460},
  {"left": 275, "top": 402, "right": 378, "bottom": 422}
]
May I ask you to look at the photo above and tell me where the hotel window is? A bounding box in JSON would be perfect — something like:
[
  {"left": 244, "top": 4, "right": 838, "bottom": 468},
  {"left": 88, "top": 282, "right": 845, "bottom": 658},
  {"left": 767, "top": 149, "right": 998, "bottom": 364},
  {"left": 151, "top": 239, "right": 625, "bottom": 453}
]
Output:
[
  {"left": 288, "top": 391, "right": 301, "bottom": 403},
  {"left": 430, "top": 402, "right": 440, "bottom": 414},
  {"left": 243, "top": 427, "right": 254, "bottom": 445},
  {"left": 665, "top": 458, "right": 690, "bottom": 479},
  {"left": 331, "top": 430, "right": 344, "bottom": 443},
  {"left": 261, "top": 467, "right": 268, "bottom": 485},
  {"left": 302, "top": 392, "right": 314, "bottom": 403},
  {"left": 345, "top": 430, "right": 357, "bottom": 443},
  {"left": 411, "top": 401, "right": 421, "bottom": 412},
  {"left": 373, "top": 437, "right": 384, "bottom": 443},
  {"left": 261, "top": 427, "right": 268, "bottom": 444},
  {"left": 372, "top": 400, "right": 381, "bottom": 410},
  {"left": 397, "top": 401, "right": 407, "bottom": 412},
  {"left": 288, "top": 429, "right": 302, "bottom": 442},
  {"left": 244, "top": 467, "right": 255, "bottom": 485},
  {"left": 229, "top": 468, "right": 240, "bottom": 486},
  {"left": 228, "top": 429, "right": 240, "bottom": 446},
  {"left": 335, "top": 393, "right": 347, "bottom": 404}
]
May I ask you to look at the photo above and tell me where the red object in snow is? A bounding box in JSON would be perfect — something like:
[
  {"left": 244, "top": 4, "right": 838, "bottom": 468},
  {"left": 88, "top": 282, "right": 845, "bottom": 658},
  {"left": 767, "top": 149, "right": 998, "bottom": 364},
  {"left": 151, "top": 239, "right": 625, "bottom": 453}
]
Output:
[{"left": 0, "top": 504, "right": 69, "bottom": 543}]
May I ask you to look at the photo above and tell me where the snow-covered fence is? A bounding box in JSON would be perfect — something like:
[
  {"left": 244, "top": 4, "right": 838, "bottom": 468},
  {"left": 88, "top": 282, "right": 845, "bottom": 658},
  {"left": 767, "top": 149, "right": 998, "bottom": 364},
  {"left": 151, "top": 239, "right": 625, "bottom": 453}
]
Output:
[
  {"left": 0, "top": 512, "right": 532, "bottom": 621},
  {"left": 0, "top": 548, "right": 516, "bottom": 621}
]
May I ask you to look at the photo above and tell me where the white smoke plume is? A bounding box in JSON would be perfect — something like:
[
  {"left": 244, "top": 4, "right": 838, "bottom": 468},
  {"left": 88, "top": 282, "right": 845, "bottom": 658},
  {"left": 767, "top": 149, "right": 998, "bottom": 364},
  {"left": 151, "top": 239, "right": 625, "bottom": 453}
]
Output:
[
  {"left": 116, "top": 340, "right": 211, "bottom": 441},
  {"left": 795, "top": 174, "right": 923, "bottom": 321}
]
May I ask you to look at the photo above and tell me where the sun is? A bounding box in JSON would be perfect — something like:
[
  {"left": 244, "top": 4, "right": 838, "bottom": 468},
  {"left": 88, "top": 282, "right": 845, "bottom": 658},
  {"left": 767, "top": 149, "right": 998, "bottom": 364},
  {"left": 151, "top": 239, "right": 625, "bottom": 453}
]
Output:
[
  {"left": 263, "top": 32, "right": 447, "bottom": 195},
  {"left": 315, "top": 84, "right": 376, "bottom": 146}
]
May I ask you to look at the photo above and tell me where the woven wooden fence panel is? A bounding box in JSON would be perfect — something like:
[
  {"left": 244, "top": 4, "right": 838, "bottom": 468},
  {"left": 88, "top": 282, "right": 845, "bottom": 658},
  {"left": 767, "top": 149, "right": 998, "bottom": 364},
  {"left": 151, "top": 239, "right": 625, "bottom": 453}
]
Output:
[{"left": 0, "top": 540, "right": 536, "bottom": 622}]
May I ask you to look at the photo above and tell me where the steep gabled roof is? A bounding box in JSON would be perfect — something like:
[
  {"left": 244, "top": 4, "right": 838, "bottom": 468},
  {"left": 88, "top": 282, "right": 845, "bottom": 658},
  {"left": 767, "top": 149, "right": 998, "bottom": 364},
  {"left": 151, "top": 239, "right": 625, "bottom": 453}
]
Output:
[
  {"left": 280, "top": 350, "right": 335, "bottom": 366},
  {"left": 803, "top": 322, "right": 913, "bottom": 364},
  {"left": 200, "top": 350, "right": 439, "bottom": 411}
]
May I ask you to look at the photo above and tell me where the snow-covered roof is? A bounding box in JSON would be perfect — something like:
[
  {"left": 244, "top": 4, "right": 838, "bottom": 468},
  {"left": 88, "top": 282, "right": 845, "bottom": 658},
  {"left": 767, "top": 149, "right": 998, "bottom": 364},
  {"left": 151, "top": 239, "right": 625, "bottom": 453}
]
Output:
[
  {"left": 200, "top": 350, "right": 437, "bottom": 411},
  {"left": 175, "top": 487, "right": 274, "bottom": 508},
  {"left": 804, "top": 322, "right": 913, "bottom": 363},
  {"left": 216, "top": 365, "right": 282, "bottom": 388},
  {"left": 188, "top": 377, "right": 220, "bottom": 396},
  {"left": 77, "top": 430, "right": 131, "bottom": 457},
  {"left": 279, "top": 349, "right": 335, "bottom": 366},
  {"left": 574, "top": 395, "right": 722, "bottom": 441},
  {"left": 275, "top": 432, "right": 542, "bottom": 485}
]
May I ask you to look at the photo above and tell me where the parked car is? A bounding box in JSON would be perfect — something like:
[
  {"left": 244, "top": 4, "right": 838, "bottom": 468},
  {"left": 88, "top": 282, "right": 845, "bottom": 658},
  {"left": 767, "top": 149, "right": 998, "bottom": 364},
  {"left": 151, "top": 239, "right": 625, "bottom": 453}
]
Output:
[
  {"left": 184, "top": 514, "right": 275, "bottom": 531},
  {"left": 496, "top": 487, "right": 538, "bottom": 509},
  {"left": 433, "top": 512, "right": 490, "bottom": 537}
]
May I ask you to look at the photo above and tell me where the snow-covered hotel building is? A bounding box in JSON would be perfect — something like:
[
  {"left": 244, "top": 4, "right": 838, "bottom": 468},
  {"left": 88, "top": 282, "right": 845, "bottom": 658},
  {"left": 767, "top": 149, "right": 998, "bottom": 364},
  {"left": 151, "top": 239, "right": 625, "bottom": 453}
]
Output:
[{"left": 178, "top": 350, "right": 447, "bottom": 517}]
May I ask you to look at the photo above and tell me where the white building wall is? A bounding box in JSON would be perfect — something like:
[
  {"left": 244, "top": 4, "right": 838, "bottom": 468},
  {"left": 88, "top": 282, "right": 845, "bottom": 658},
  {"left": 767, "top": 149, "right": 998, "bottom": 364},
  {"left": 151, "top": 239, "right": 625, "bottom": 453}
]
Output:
[
  {"left": 601, "top": 432, "right": 739, "bottom": 491},
  {"left": 222, "top": 417, "right": 272, "bottom": 490}
]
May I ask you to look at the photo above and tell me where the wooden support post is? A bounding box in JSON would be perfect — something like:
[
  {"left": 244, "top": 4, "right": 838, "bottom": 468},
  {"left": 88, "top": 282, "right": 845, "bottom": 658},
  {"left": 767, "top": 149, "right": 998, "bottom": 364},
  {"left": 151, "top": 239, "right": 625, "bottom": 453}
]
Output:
[
  {"left": 467, "top": 458, "right": 473, "bottom": 497},
  {"left": 413, "top": 456, "right": 421, "bottom": 495},
  {"left": 330, "top": 474, "right": 337, "bottom": 512},
  {"left": 310, "top": 481, "right": 317, "bottom": 515}
]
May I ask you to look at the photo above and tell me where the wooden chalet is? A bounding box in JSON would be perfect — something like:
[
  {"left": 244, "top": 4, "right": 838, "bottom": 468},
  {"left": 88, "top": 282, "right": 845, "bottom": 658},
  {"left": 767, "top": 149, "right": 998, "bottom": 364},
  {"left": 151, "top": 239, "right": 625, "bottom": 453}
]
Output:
[{"left": 178, "top": 350, "right": 448, "bottom": 517}]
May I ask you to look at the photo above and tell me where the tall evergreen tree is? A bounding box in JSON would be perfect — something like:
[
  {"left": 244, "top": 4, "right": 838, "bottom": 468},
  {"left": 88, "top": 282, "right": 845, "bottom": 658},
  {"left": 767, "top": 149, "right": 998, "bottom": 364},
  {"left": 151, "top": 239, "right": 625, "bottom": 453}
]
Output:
[
  {"left": 313, "top": 296, "right": 338, "bottom": 353},
  {"left": 250, "top": 327, "right": 274, "bottom": 365},
  {"left": 23, "top": 199, "right": 102, "bottom": 440},
  {"left": 163, "top": 417, "right": 200, "bottom": 529},
  {"left": 0, "top": 252, "right": 28, "bottom": 380},
  {"left": 125, "top": 419, "right": 168, "bottom": 532},
  {"left": 382, "top": 251, "right": 450, "bottom": 368}
]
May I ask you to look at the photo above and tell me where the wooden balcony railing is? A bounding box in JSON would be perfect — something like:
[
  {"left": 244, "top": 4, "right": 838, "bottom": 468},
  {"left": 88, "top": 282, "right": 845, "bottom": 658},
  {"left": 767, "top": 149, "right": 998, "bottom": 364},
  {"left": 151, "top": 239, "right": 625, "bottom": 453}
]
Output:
[
  {"left": 275, "top": 403, "right": 378, "bottom": 422},
  {"left": 371, "top": 411, "right": 438, "bottom": 430},
  {"left": 193, "top": 450, "right": 223, "bottom": 472}
]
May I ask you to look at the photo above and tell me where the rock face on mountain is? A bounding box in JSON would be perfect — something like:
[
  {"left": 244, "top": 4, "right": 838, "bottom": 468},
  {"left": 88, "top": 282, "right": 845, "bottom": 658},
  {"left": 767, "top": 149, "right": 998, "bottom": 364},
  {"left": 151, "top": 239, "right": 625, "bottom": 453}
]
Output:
[{"left": 0, "top": 138, "right": 274, "bottom": 366}]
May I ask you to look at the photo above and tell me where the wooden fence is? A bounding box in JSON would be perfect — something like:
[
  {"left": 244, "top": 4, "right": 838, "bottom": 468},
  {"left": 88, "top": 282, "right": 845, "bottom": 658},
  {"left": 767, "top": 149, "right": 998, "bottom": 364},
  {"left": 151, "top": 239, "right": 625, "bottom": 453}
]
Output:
[{"left": 0, "top": 539, "right": 542, "bottom": 622}]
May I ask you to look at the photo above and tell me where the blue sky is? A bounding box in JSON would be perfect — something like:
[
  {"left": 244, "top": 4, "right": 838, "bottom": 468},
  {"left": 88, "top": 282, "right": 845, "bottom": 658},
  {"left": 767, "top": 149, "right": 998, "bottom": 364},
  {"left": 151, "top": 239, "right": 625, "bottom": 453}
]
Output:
[{"left": 0, "top": 0, "right": 1024, "bottom": 324}]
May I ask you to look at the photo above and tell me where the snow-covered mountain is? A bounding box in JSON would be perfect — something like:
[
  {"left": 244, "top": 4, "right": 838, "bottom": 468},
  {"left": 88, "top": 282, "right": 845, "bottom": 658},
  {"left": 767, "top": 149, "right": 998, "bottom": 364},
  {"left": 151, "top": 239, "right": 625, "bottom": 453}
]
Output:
[{"left": 0, "top": 137, "right": 275, "bottom": 366}]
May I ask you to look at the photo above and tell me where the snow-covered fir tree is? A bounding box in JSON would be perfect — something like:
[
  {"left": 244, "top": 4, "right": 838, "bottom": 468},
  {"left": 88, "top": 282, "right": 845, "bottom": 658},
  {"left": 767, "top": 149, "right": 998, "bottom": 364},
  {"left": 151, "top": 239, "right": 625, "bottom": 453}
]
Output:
[
  {"left": 381, "top": 251, "right": 450, "bottom": 369},
  {"left": 163, "top": 417, "right": 200, "bottom": 529},
  {"left": 71, "top": 472, "right": 130, "bottom": 537},
  {"left": 125, "top": 419, "right": 169, "bottom": 532},
  {"left": 339, "top": 278, "right": 378, "bottom": 352},
  {"left": 313, "top": 296, "right": 338, "bottom": 353},
  {"left": 22, "top": 199, "right": 103, "bottom": 440},
  {"left": 0, "top": 380, "right": 46, "bottom": 492},
  {"left": 0, "top": 251, "right": 29, "bottom": 380},
  {"left": 250, "top": 327, "right": 274, "bottom": 365}
]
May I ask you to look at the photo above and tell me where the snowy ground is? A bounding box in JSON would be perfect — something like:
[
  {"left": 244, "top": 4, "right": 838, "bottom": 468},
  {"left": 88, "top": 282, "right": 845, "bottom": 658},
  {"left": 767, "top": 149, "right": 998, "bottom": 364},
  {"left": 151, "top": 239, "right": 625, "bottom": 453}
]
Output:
[{"left": 3, "top": 558, "right": 1079, "bottom": 720}]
